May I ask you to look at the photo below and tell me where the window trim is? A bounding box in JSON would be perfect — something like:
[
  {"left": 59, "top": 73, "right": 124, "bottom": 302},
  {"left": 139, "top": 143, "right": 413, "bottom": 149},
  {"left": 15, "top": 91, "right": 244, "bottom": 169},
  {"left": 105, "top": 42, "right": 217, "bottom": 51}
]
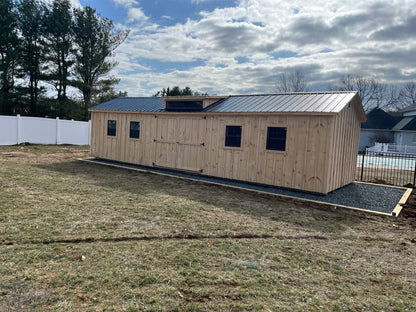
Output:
[
  {"left": 225, "top": 125, "right": 242, "bottom": 148},
  {"left": 129, "top": 121, "right": 140, "bottom": 139},
  {"left": 266, "top": 126, "right": 287, "bottom": 151},
  {"left": 107, "top": 120, "right": 117, "bottom": 137}
]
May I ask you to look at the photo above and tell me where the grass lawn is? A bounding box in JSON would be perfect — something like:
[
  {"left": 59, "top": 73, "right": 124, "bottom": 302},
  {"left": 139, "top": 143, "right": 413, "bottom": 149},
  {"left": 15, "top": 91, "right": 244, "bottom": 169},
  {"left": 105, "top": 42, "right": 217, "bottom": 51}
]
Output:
[{"left": 1, "top": 145, "right": 416, "bottom": 311}]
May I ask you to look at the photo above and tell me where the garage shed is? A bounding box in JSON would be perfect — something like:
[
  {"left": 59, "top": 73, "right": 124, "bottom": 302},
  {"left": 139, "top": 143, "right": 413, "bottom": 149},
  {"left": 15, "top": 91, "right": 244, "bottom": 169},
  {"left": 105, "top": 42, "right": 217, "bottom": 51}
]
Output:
[{"left": 89, "top": 92, "right": 366, "bottom": 194}]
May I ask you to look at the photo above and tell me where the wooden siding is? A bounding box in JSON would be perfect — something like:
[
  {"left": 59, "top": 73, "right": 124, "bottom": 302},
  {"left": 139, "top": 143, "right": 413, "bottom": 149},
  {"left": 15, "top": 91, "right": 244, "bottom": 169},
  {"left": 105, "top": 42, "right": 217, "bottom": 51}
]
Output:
[
  {"left": 326, "top": 97, "right": 362, "bottom": 193},
  {"left": 91, "top": 111, "right": 353, "bottom": 193}
]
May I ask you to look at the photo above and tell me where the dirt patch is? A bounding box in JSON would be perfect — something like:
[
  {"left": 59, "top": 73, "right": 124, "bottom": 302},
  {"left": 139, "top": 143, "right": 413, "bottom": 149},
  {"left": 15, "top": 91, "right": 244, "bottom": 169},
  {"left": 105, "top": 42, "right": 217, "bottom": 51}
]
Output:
[
  {"left": 0, "top": 149, "right": 89, "bottom": 164},
  {"left": 0, "top": 151, "right": 38, "bottom": 158},
  {"left": 400, "top": 187, "right": 416, "bottom": 227}
]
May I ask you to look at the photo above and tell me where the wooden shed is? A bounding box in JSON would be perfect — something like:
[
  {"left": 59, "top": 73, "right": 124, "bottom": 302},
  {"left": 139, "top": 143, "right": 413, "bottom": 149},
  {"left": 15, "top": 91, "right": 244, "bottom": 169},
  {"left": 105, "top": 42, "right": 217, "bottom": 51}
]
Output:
[{"left": 89, "top": 92, "right": 366, "bottom": 194}]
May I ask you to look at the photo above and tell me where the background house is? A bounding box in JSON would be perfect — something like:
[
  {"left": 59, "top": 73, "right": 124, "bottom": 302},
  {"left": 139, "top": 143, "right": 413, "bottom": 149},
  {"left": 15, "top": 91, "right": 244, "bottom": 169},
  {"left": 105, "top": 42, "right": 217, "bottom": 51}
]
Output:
[
  {"left": 90, "top": 92, "right": 365, "bottom": 194},
  {"left": 359, "top": 107, "right": 416, "bottom": 151}
]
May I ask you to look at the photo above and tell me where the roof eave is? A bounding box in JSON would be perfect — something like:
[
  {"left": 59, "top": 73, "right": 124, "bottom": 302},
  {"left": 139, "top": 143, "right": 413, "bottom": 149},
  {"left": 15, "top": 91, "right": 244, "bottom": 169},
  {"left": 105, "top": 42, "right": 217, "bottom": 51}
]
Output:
[{"left": 352, "top": 94, "right": 367, "bottom": 123}]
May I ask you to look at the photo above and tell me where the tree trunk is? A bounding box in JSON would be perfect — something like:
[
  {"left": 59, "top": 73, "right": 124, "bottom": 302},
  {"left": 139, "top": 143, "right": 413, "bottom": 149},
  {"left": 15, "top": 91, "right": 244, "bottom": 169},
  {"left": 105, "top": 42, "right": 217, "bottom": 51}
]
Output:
[{"left": 83, "top": 89, "right": 91, "bottom": 121}]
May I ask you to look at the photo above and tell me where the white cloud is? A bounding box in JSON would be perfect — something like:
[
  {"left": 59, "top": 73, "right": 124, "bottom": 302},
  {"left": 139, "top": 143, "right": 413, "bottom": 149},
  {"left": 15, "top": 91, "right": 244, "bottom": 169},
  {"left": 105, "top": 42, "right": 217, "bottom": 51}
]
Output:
[
  {"left": 112, "top": 0, "right": 416, "bottom": 96},
  {"left": 191, "top": 0, "right": 212, "bottom": 4},
  {"left": 110, "top": 0, "right": 149, "bottom": 24},
  {"left": 127, "top": 7, "right": 148, "bottom": 23},
  {"left": 112, "top": 0, "right": 139, "bottom": 8},
  {"left": 113, "top": 0, "right": 149, "bottom": 24},
  {"left": 113, "top": 52, "right": 151, "bottom": 73}
]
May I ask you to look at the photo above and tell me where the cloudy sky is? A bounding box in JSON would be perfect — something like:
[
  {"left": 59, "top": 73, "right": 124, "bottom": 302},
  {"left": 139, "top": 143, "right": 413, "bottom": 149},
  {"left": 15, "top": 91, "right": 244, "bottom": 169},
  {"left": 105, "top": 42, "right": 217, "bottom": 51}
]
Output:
[{"left": 71, "top": 0, "right": 415, "bottom": 96}]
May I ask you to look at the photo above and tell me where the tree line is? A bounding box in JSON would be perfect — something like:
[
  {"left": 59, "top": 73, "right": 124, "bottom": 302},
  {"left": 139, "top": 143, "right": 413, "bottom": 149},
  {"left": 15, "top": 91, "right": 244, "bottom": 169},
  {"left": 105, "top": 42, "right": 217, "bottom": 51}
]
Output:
[
  {"left": 0, "top": 0, "right": 129, "bottom": 121},
  {"left": 276, "top": 70, "right": 416, "bottom": 112},
  {"left": 153, "top": 86, "right": 208, "bottom": 97}
]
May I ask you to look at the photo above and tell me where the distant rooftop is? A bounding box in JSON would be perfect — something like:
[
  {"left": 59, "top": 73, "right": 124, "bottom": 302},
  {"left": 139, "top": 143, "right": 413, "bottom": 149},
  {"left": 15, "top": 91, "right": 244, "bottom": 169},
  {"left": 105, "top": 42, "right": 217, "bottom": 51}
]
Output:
[{"left": 362, "top": 107, "right": 416, "bottom": 131}]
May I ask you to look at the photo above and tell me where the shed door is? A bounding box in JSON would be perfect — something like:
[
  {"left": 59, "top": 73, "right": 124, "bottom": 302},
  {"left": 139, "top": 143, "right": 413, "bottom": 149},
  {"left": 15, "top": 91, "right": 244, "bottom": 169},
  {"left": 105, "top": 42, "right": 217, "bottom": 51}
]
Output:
[{"left": 153, "top": 116, "right": 206, "bottom": 173}]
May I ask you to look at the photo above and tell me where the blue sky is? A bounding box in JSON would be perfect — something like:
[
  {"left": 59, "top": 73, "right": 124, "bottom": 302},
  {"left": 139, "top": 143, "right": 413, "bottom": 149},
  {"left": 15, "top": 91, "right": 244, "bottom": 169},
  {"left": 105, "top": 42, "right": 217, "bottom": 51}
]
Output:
[{"left": 67, "top": 0, "right": 416, "bottom": 96}]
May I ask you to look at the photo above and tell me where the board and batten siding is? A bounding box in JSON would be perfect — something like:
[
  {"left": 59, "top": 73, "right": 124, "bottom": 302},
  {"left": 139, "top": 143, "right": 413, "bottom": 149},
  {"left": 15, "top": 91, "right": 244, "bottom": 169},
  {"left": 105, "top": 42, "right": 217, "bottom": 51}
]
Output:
[
  {"left": 90, "top": 110, "right": 355, "bottom": 194},
  {"left": 326, "top": 97, "right": 362, "bottom": 193}
]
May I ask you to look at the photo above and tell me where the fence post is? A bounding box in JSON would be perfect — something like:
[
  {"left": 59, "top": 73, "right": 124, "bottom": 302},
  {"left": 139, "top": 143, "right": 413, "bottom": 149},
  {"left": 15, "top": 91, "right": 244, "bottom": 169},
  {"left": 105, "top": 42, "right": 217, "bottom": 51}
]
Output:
[
  {"left": 56, "top": 117, "right": 60, "bottom": 144},
  {"left": 413, "top": 159, "right": 416, "bottom": 187},
  {"left": 360, "top": 149, "right": 366, "bottom": 181},
  {"left": 16, "top": 114, "right": 22, "bottom": 144}
]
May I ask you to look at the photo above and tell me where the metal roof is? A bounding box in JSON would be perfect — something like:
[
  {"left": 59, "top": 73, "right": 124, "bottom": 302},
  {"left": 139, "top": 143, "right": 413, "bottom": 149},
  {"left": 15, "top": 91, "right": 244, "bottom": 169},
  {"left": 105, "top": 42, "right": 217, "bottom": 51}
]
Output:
[
  {"left": 90, "top": 97, "right": 164, "bottom": 112},
  {"left": 90, "top": 92, "right": 362, "bottom": 118},
  {"left": 204, "top": 92, "right": 358, "bottom": 113}
]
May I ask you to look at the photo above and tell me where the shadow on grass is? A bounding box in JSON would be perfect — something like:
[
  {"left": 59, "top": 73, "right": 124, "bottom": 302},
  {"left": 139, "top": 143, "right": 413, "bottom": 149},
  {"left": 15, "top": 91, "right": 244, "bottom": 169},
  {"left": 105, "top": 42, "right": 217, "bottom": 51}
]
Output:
[{"left": 34, "top": 159, "right": 366, "bottom": 235}]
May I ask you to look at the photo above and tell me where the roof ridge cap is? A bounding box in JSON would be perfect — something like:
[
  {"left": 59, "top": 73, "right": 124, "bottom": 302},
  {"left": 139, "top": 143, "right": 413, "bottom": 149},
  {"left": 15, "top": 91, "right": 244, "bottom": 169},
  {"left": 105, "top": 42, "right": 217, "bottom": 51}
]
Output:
[{"left": 228, "top": 91, "right": 357, "bottom": 97}]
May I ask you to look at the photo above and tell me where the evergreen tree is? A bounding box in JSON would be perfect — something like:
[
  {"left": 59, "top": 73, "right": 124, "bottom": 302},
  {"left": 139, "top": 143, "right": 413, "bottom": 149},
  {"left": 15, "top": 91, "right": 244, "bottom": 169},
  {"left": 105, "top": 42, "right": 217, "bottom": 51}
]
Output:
[
  {"left": 16, "top": 0, "right": 47, "bottom": 115},
  {"left": 0, "top": 0, "right": 20, "bottom": 115},
  {"left": 72, "top": 6, "right": 129, "bottom": 120},
  {"left": 154, "top": 86, "right": 205, "bottom": 97},
  {"left": 44, "top": 0, "right": 74, "bottom": 118}
]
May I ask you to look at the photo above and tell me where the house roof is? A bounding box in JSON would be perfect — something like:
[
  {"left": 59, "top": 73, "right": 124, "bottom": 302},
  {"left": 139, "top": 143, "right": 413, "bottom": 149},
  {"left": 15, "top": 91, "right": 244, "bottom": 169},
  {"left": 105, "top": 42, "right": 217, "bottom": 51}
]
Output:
[
  {"left": 392, "top": 117, "right": 414, "bottom": 131},
  {"left": 361, "top": 107, "right": 416, "bottom": 131},
  {"left": 399, "top": 117, "right": 416, "bottom": 131},
  {"left": 361, "top": 108, "right": 402, "bottom": 129},
  {"left": 90, "top": 92, "right": 364, "bottom": 120}
]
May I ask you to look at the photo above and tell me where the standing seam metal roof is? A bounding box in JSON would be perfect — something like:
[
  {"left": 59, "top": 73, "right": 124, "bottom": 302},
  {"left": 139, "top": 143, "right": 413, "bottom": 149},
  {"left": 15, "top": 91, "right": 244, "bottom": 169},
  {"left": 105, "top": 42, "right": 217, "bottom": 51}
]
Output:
[
  {"left": 89, "top": 97, "right": 165, "bottom": 112},
  {"left": 89, "top": 92, "right": 359, "bottom": 115},
  {"left": 204, "top": 92, "right": 358, "bottom": 113}
]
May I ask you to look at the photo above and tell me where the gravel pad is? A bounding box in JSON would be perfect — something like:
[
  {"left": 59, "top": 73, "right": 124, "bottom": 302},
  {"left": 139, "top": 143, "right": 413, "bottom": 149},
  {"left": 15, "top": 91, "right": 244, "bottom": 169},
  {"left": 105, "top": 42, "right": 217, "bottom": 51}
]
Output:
[{"left": 84, "top": 158, "right": 408, "bottom": 216}]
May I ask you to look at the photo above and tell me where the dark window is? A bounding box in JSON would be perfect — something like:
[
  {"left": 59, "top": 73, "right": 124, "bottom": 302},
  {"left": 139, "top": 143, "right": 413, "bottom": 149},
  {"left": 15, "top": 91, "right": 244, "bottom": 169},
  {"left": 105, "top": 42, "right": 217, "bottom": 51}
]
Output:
[
  {"left": 107, "top": 120, "right": 116, "bottom": 136},
  {"left": 266, "top": 127, "right": 287, "bottom": 151},
  {"left": 165, "top": 100, "right": 203, "bottom": 111},
  {"left": 130, "top": 121, "right": 140, "bottom": 139},
  {"left": 225, "top": 125, "right": 242, "bottom": 147}
]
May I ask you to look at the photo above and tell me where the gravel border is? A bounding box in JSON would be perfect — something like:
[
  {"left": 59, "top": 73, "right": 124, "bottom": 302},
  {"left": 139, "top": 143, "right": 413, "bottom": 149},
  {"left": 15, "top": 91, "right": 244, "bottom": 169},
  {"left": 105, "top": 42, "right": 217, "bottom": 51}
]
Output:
[{"left": 82, "top": 158, "right": 409, "bottom": 216}]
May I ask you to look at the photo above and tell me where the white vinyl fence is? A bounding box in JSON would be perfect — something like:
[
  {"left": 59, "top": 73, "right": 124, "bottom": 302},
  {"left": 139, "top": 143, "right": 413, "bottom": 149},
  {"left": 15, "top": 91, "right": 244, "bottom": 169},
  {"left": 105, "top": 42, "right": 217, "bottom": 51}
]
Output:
[
  {"left": 0, "top": 115, "right": 90, "bottom": 146},
  {"left": 366, "top": 142, "right": 416, "bottom": 155}
]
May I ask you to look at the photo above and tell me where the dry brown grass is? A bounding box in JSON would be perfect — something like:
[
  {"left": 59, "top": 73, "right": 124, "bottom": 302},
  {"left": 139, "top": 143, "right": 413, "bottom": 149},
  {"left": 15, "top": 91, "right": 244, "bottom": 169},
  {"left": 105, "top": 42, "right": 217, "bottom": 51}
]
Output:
[{"left": 1, "top": 145, "right": 416, "bottom": 311}]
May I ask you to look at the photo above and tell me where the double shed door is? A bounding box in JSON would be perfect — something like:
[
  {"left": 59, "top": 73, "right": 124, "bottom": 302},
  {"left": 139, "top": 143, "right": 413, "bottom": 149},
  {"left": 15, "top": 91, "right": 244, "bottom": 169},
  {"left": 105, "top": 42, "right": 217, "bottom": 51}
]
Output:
[{"left": 153, "top": 116, "right": 207, "bottom": 172}]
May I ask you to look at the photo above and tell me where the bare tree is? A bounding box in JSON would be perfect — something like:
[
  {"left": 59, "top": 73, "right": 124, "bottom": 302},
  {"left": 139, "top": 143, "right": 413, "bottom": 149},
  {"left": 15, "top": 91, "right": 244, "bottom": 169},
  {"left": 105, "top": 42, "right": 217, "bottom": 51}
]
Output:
[
  {"left": 330, "top": 75, "right": 400, "bottom": 112},
  {"left": 277, "top": 69, "right": 309, "bottom": 92},
  {"left": 400, "top": 82, "right": 416, "bottom": 107},
  {"left": 384, "top": 85, "right": 403, "bottom": 110}
]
